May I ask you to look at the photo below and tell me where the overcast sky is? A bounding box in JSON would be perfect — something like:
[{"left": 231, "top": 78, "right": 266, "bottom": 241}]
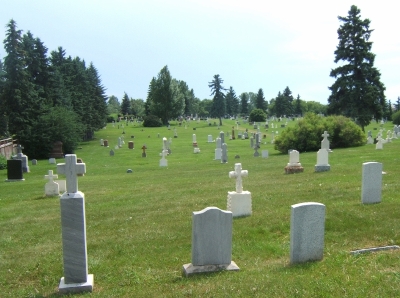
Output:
[{"left": 1, "top": 1, "right": 399, "bottom": 104}]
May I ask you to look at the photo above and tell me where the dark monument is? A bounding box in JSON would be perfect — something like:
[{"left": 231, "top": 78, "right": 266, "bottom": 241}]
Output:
[{"left": 6, "top": 159, "right": 24, "bottom": 181}]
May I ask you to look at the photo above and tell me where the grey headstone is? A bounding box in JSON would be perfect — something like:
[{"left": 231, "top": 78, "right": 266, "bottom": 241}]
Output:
[
  {"left": 32, "top": 159, "right": 37, "bottom": 165},
  {"left": 127, "top": 169, "right": 133, "bottom": 173},
  {"left": 361, "top": 162, "right": 382, "bottom": 204},
  {"left": 221, "top": 143, "right": 228, "bottom": 163},
  {"left": 110, "top": 150, "right": 114, "bottom": 156},
  {"left": 290, "top": 202, "right": 325, "bottom": 264}
]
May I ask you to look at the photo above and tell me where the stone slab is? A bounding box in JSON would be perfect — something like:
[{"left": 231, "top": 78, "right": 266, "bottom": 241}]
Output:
[
  {"left": 227, "top": 191, "right": 252, "bottom": 217},
  {"left": 182, "top": 261, "right": 239, "bottom": 277},
  {"left": 285, "top": 165, "right": 304, "bottom": 174},
  {"left": 361, "top": 162, "right": 382, "bottom": 204},
  {"left": 314, "top": 165, "right": 330, "bottom": 172},
  {"left": 59, "top": 274, "right": 94, "bottom": 294},
  {"left": 350, "top": 245, "right": 400, "bottom": 255}
]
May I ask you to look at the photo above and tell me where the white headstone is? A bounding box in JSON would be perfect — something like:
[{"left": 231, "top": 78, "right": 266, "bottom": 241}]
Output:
[
  {"left": 262, "top": 150, "right": 269, "bottom": 158},
  {"left": 290, "top": 202, "right": 325, "bottom": 264},
  {"left": 376, "top": 135, "right": 383, "bottom": 149},
  {"left": 321, "top": 131, "right": 330, "bottom": 151},
  {"left": 45, "top": 170, "right": 59, "bottom": 196},
  {"left": 207, "top": 135, "right": 213, "bottom": 143},
  {"left": 361, "top": 162, "right": 382, "bottom": 204},
  {"left": 215, "top": 137, "right": 222, "bottom": 160},
  {"left": 288, "top": 150, "right": 301, "bottom": 166},
  {"left": 228, "top": 163, "right": 248, "bottom": 193}
]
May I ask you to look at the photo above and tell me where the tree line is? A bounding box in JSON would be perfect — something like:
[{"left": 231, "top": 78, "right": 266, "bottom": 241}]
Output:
[{"left": 0, "top": 19, "right": 108, "bottom": 158}]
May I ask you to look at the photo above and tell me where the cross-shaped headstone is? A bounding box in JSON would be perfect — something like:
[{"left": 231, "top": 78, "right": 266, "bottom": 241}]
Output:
[
  {"left": 45, "top": 170, "right": 58, "bottom": 183},
  {"left": 229, "top": 163, "right": 248, "bottom": 193},
  {"left": 57, "top": 154, "right": 86, "bottom": 193},
  {"left": 322, "top": 131, "right": 329, "bottom": 139},
  {"left": 16, "top": 144, "right": 24, "bottom": 154}
]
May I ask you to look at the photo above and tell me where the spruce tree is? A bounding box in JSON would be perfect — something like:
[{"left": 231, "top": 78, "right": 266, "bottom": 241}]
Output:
[
  {"left": 239, "top": 93, "right": 248, "bottom": 115},
  {"left": 208, "top": 74, "right": 225, "bottom": 125},
  {"left": 327, "top": 5, "right": 386, "bottom": 131},
  {"left": 255, "top": 88, "right": 265, "bottom": 110}
]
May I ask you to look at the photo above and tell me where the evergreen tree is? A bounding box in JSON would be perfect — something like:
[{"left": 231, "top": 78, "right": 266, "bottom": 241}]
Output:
[
  {"left": 239, "top": 93, "right": 249, "bottom": 115},
  {"left": 121, "top": 92, "right": 131, "bottom": 115},
  {"left": 327, "top": 5, "right": 386, "bottom": 131},
  {"left": 255, "top": 88, "right": 265, "bottom": 110},
  {"left": 294, "top": 94, "right": 302, "bottom": 116},
  {"left": 208, "top": 74, "right": 225, "bottom": 125},
  {"left": 395, "top": 97, "right": 400, "bottom": 112},
  {"left": 225, "top": 87, "right": 239, "bottom": 116}
]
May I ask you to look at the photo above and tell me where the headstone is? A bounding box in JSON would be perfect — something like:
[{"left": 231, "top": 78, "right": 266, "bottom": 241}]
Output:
[
  {"left": 128, "top": 141, "right": 134, "bottom": 149},
  {"left": 6, "top": 159, "right": 24, "bottom": 181},
  {"left": 49, "top": 141, "right": 64, "bottom": 158},
  {"left": 109, "top": 150, "right": 114, "bottom": 156},
  {"left": 262, "top": 150, "right": 269, "bottom": 158},
  {"left": 118, "top": 137, "right": 122, "bottom": 148},
  {"left": 290, "top": 202, "right": 325, "bottom": 264},
  {"left": 375, "top": 135, "right": 383, "bottom": 149},
  {"left": 57, "top": 155, "right": 93, "bottom": 293},
  {"left": 361, "top": 162, "right": 382, "bottom": 204},
  {"left": 366, "top": 136, "right": 373, "bottom": 144},
  {"left": 174, "top": 127, "right": 178, "bottom": 138},
  {"left": 55, "top": 180, "right": 66, "bottom": 193},
  {"left": 271, "top": 132, "right": 275, "bottom": 144},
  {"left": 244, "top": 131, "right": 249, "bottom": 139},
  {"left": 160, "top": 138, "right": 168, "bottom": 167},
  {"left": 285, "top": 150, "right": 304, "bottom": 174},
  {"left": 207, "top": 135, "right": 213, "bottom": 143},
  {"left": 127, "top": 169, "right": 133, "bottom": 173},
  {"left": 32, "top": 159, "right": 37, "bottom": 165},
  {"left": 250, "top": 138, "right": 254, "bottom": 148},
  {"left": 228, "top": 163, "right": 251, "bottom": 217},
  {"left": 315, "top": 149, "right": 330, "bottom": 172},
  {"left": 219, "top": 131, "right": 225, "bottom": 144},
  {"left": 182, "top": 207, "right": 239, "bottom": 276},
  {"left": 321, "top": 131, "right": 331, "bottom": 151},
  {"left": 215, "top": 137, "right": 222, "bottom": 160},
  {"left": 49, "top": 158, "right": 56, "bottom": 164},
  {"left": 253, "top": 147, "right": 259, "bottom": 157},
  {"left": 194, "top": 147, "right": 201, "bottom": 153},
  {"left": 141, "top": 145, "right": 147, "bottom": 157},
  {"left": 231, "top": 127, "right": 235, "bottom": 140},
  {"left": 103, "top": 140, "right": 109, "bottom": 147},
  {"left": 44, "top": 170, "right": 59, "bottom": 197},
  {"left": 14, "top": 144, "right": 29, "bottom": 173},
  {"left": 100, "top": 139, "right": 104, "bottom": 146},
  {"left": 221, "top": 143, "right": 228, "bottom": 163},
  {"left": 192, "top": 134, "right": 197, "bottom": 147}
]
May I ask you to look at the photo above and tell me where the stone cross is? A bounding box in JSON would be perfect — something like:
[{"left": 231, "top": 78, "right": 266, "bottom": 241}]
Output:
[
  {"left": 45, "top": 170, "right": 58, "bottom": 183},
  {"left": 229, "top": 163, "right": 248, "bottom": 193},
  {"left": 57, "top": 155, "right": 86, "bottom": 193},
  {"left": 322, "top": 131, "right": 329, "bottom": 139},
  {"left": 16, "top": 144, "right": 24, "bottom": 154}
]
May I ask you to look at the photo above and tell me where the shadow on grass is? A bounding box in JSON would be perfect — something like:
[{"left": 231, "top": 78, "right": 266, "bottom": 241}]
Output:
[{"left": 33, "top": 195, "right": 58, "bottom": 201}]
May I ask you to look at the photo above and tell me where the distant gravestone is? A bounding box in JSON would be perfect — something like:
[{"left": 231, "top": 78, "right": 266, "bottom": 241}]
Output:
[
  {"left": 57, "top": 154, "right": 93, "bottom": 293},
  {"left": 100, "top": 139, "right": 104, "bottom": 146},
  {"left": 55, "top": 180, "right": 66, "bottom": 193},
  {"left": 50, "top": 141, "right": 64, "bottom": 158},
  {"left": 141, "top": 145, "right": 147, "bottom": 157},
  {"left": 49, "top": 158, "right": 56, "bottom": 164},
  {"left": 321, "top": 131, "right": 330, "bottom": 151},
  {"left": 32, "top": 159, "right": 37, "bottom": 165},
  {"left": 215, "top": 137, "right": 222, "bottom": 160},
  {"left": 221, "top": 143, "right": 228, "bottom": 164},
  {"left": 253, "top": 147, "right": 259, "bottom": 157},
  {"left": 315, "top": 149, "right": 330, "bottom": 172},
  {"left": 262, "top": 150, "right": 269, "bottom": 158},
  {"left": 361, "top": 162, "right": 382, "bottom": 204},
  {"left": 14, "top": 144, "right": 29, "bottom": 173},
  {"left": 6, "top": 159, "right": 24, "bottom": 181},
  {"left": 109, "top": 150, "right": 114, "bottom": 156},
  {"left": 375, "top": 135, "right": 383, "bottom": 149},
  {"left": 219, "top": 131, "right": 225, "bottom": 144},
  {"left": 207, "top": 135, "right": 213, "bottom": 143},
  {"left": 182, "top": 207, "right": 239, "bottom": 276},
  {"left": 128, "top": 141, "right": 134, "bottom": 149},
  {"left": 192, "top": 134, "right": 197, "bottom": 147},
  {"left": 290, "top": 202, "right": 325, "bottom": 264},
  {"left": 160, "top": 138, "right": 168, "bottom": 167},
  {"left": 103, "top": 140, "right": 109, "bottom": 147}
]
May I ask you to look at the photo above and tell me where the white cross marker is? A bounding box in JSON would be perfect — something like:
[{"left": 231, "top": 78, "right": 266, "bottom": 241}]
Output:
[
  {"left": 57, "top": 154, "right": 86, "bottom": 193},
  {"left": 322, "top": 131, "right": 329, "bottom": 139},
  {"left": 44, "top": 170, "right": 58, "bottom": 183},
  {"left": 229, "top": 163, "right": 248, "bottom": 193}
]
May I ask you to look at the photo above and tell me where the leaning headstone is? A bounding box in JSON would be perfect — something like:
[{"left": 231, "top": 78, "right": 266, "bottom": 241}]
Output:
[
  {"left": 290, "top": 202, "right": 325, "bottom": 264},
  {"left": 285, "top": 150, "right": 304, "bottom": 174},
  {"left": 227, "top": 163, "right": 251, "bottom": 217},
  {"left": 44, "top": 170, "right": 59, "bottom": 197},
  {"left": 361, "top": 162, "right": 382, "bottom": 204},
  {"left": 182, "top": 207, "right": 239, "bottom": 276},
  {"left": 57, "top": 155, "right": 93, "bottom": 293},
  {"left": 221, "top": 143, "right": 228, "bottom": 163},
  {"left": 6, "top": 159, "right": 24, "bottom": 181},
  {"left": 315, "top": 149, "right": 330, "bottom": 172}
]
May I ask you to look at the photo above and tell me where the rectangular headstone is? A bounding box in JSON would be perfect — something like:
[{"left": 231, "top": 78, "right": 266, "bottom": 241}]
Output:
[
  {"left": 290, "top": 202, "right": 325, "bottom": 264},
  {"left": 6, "top": 159, "right": 24, "bottom": 181},
  {"left": 361, "top": 162, "right": 382, "bottom": 204}
]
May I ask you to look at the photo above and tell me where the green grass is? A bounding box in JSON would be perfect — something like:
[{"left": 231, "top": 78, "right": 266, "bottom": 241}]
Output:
[{"left": 1, "top": 119, "right": 400, "bottom": 297}]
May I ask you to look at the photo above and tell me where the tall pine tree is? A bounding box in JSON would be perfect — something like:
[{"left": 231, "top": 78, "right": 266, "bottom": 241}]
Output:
[
  {"left": 208, "top": 74, "right": 225, "bottom": 125},
  {"left": 327, "top": 5, "right": 386, "bottom": 131}
]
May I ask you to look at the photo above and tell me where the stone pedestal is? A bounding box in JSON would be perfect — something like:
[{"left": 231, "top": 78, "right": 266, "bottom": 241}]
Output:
[
  {"left": 227, "top": 191, "right": 252, "bottom": 217},
  {"left": 194, "top": 148, "right": 200, "bottom": 153},
  {"left": 315, "top": 165, "right": 330, "bottom": 172},
  {"left": 285, "top": 164, "right": 304, "bottom": 174}
]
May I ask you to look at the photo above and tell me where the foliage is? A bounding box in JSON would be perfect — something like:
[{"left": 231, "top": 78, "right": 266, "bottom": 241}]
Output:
[
  {"left": 130, "top": 98, "right": 145, "bottom": 117},
  {"left": 327, "top": 5, "right": 386, "bottom": 132},
  {"left": 107, "top": 115, "right": 115, "bottom": 123},
  {"left": 239, "top": 92, "right": 249, "bottom": 115},
  {"left": 392, "top": 110, "right": 400, "bottom": 125},
  {"left": 249, "top": 108, "right": 267, "bottom": 122},
  {"left": 0, "top": 153, "right": 6, "bottom": 170},
  {"left": 255, "top": 88, "right": 266, "bottom": 111},
  {"left": 142, "top": 114, "right": 162, "bottom": 127},
  {"left": 225, "top": 87, "right": 239, "bottom": 116},
  {"left": 107, "top": 95, "right": 120, "bottom": 114},
  {"left": 120, "top": 92, "right": 131, "bottom": 115},
  {"left": 274, "top": 113, "right": 364, "bottom": 153},
  {"left": 209, "top": 74, "right": 226, "bottom": 125}
]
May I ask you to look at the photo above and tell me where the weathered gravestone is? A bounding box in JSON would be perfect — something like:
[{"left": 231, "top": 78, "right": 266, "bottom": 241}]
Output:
[
  {"left": 49, "top": 141, "right": 64, "bottom": 158},
  {"left": 128, "top": 141, "right": 134, "bottom": 149},
  {"left": 227, "top": 163, "right": 251, "bottom": 217},
  {"left": 361, "top": 162, "right": 382, "bottom": 204},
  {"left": 262, "top": 150, "right": 269, "bottom": 158},
  {"left": 13, "top": 144, "right": 29, "bottom": 173},
  {"left": 375, "top": 135, "right": 383, "bottom": 149},
  {"left": 31, "top": 159, "right": 37, "bottom": 165},
  {"left": 44, "top": 170, "right": 59, "bottom": 197},
  {"left": 141, "top": 145, "right": 147, "bottom": 157},
  {"left": 207, "top": 135, "right": 213, "bottom": 143},
  {"left": 57, "top": 154, "right": 93, "bottom": 293},
  {"left": 6, "top": 159, "right": 24, "bottom": 181},
  {"left": 290, "top": 202, "right": 325, "bottom": 264},
  {"left": 182, "top": 207, "right": 239, "bottom": 276}
]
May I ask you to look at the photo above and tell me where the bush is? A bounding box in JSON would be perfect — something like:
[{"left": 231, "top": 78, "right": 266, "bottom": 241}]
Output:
[
  {"left": 249, "top": 109, "right": 266, "bottom": 122},
  {"left": 392, "top": 111, "right": 400, "bottom": 125},
  {"left": 274, "top": 113, "right": 364, "bottom": 153},
  {"left": 0, "top": 154, "right": 6, "bottom": 170},
  {"left": 143, "top": 115, "right": 162, "bottom": 127},
  {"left": 107, "top": 115, "right": 115, "bottom": 123}
]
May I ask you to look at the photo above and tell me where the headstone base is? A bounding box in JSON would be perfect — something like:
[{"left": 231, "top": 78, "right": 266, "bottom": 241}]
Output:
[
  {"left": 194, "top": 148, "right": 200, "bottom": 154},
  {"left": 59, "top": 274, "right": 94, "bottom": 294},
  {"left": 182, "top": 261, "right": 239, "bottom": 277},
  {"left": 227, "top": 191, "right": 252, "bottom": 217},
  {"left": 142, "top": 153, "right": 147, "bottom": 157},
  {"left": 159, "top": 159, "right": 168, "bottom": 167},
  {"left": 314, "top": 165, "right": 330, "bottom": 172},
  {"left": 5, "top": 178, "right": 25, "bottom": 182},
  {"left": 285, "top": 165, "right": 304, "bottom": 174}
]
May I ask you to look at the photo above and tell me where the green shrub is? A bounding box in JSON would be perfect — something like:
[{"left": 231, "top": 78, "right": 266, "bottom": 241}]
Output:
[
  {"left": 249, "top": 109, "right": 266, "bottom": 122},
  {"left": 107, "top": 115, "right": 115, "bottom": 123},
  {"left": 143, "top": 115, "right": 162, "bottom": 127},
  {"left": 274, "top": 113, "right": 364, "bottom": 153},
  {"left": 0, "top": 154, "right": 7, "bottom": 170},
  {"left": 392, "top": 111, "right": 400, "bottom": 125}
]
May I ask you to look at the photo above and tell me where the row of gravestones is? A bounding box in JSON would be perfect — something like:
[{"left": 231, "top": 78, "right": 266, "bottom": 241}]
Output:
[{"left": 52, "top": 155, "right": 385, "bottom": 294}]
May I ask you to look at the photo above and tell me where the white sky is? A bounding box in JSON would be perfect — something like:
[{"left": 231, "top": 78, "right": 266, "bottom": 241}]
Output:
[{"left": 1, "top": 0, "right": 399, "bottom": 104}]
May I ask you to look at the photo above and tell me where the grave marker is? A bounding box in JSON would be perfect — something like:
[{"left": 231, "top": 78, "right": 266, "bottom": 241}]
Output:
[
  {"left": 227, "top": 163, "right": 251, "bottom": 217},
  {"left": 44, "top": 170, "right": 59, "bottom": 197},
  {"left": 361, "top": 162, "right": 382, "bottom": 204}
]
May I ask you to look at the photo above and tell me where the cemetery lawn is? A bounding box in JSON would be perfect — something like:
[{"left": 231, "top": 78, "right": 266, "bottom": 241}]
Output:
[{"left": 1, "top": 120, "right": 400, "bottom": 297}]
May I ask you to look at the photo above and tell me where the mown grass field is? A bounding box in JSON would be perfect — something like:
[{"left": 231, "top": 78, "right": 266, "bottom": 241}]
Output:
[{"left": 1, "top": 119, "right": 400, "bottom": 297}]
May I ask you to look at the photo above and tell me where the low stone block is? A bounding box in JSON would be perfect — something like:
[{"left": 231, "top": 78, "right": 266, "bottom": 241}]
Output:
[
  {"left": 227, "top": 191, "right": 252, "bottom": 217},
  {"left": 285, "top": 165, "right": 304, "bottom": 174}
]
